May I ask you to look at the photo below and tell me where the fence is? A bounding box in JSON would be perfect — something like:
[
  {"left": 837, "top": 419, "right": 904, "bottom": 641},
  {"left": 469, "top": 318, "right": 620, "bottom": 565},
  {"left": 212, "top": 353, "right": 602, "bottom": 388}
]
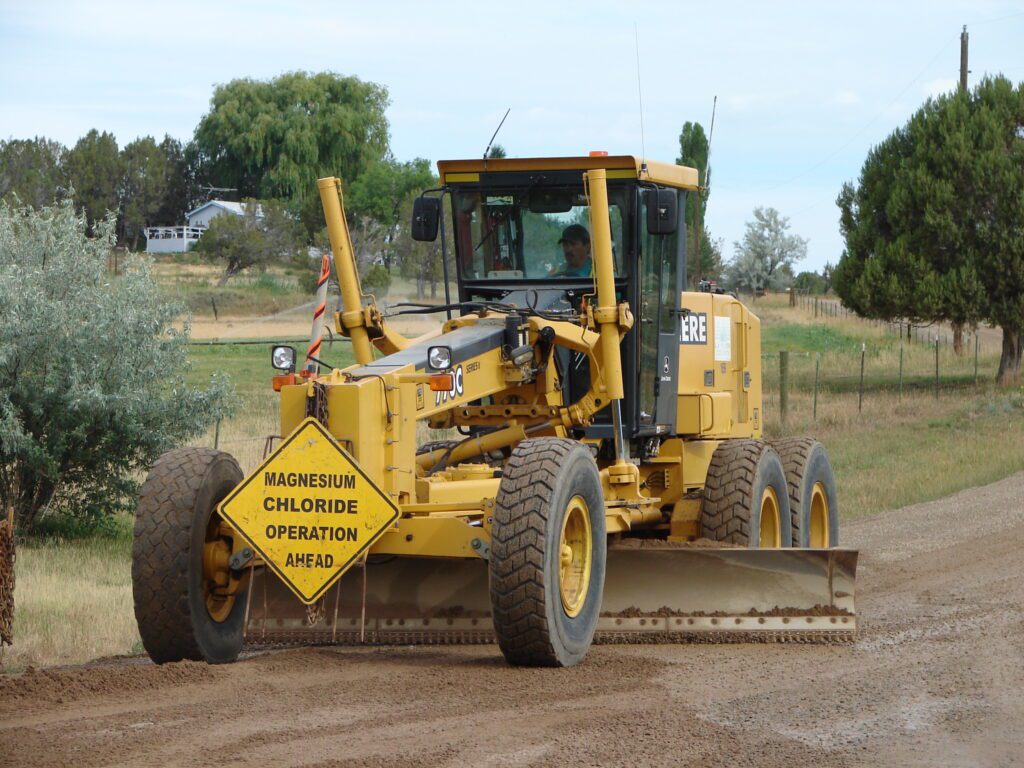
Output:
[
  {"left": 765, "top": 296, "right": 1003, "bottom": 428},
  {"left": 792, "top": 292, "right": 999, "bottom": 355}
]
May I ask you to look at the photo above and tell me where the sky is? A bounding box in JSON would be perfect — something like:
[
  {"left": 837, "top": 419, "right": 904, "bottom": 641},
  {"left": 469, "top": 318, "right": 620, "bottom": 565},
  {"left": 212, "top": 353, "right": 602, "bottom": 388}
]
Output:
[{"left": 2, "top": 0, "right": 1023, "bottom": 272}]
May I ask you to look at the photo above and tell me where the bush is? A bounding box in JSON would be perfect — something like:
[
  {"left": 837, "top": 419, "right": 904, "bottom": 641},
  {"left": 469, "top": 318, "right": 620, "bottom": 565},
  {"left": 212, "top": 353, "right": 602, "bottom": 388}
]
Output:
[
  {"left": 0, "top": 200, "right": 233, "bottom": 533},
  {"left": 361, "top": 264, "right": 391, "bottom": 297}
]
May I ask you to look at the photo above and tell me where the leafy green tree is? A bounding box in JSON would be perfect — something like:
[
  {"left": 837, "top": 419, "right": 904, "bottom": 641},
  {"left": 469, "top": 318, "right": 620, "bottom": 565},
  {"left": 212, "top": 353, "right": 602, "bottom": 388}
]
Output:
[
  {"left": 0, "top": 200, "right": 231, "bottom": 532},
  {"left": 195, "top": 199, "right": 305, "bottom": 285},
  {"left": 120, "top": 137, "right": 171, "bottom": 249},
  {"left": 395, "top": 191, "right": 445, "bottom": 300},
  {"left": 835, "top": 76, "right": 1022, "bottom": 380},
  {"left": 0, "top": 137, "right": 67, "bottom": 208},
  {"left": 486, "top": 144, "right": 507, "bottom": 159},
  {"left": 154, "top": 136, "right": 195, "bottom": 227},
  {"left": 676, "top": 121, "right": 718, "bottom": 284},
  {"left": 793, "top": 270, "right": 827, "bottom": 294},
  {"left": 346, "top": 157, "right": 435, "bottom": 268},
  {"left": 725, "top": 207, "right": 807, "bottom": 295},
  {"left": 192, "top": 71, "right": 390, "bottom": 223},
  {"left": 65, "top": 129, "right": 122, "bottom": 232}
]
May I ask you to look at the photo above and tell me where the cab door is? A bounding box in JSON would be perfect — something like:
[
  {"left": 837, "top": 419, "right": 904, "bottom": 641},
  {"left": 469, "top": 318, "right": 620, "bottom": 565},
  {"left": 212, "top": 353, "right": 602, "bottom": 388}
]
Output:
[{"left": 638, "top": 188, "right": 684, "bottom": 433}]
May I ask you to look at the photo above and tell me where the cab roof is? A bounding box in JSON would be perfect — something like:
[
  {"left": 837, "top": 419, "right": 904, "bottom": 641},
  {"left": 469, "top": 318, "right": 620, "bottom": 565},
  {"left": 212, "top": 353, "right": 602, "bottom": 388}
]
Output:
[{"left": 436, "top": 155, "right": 700, "bottom": 191}]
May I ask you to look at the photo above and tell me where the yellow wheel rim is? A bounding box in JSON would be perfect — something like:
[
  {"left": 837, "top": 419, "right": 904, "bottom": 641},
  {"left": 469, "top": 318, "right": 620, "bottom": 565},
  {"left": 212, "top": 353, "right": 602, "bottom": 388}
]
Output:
[
  {"left": 559, "top": 495, "right": 593, "bottom": 618},
  {"left": 203, "top": 514, "right": 236, "bottom": 623},
  {"left": 809, "top": 482, "right": 830, "bottom": 548},
  {"left": 758, "top": 486, "right": 782, "bottom": 548}
]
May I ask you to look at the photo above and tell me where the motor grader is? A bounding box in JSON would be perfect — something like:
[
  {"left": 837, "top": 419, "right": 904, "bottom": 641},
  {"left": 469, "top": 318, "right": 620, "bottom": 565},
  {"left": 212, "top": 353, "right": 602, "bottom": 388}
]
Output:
[{"left": 132, "top": 153, "right": 857, "bottom": 668}]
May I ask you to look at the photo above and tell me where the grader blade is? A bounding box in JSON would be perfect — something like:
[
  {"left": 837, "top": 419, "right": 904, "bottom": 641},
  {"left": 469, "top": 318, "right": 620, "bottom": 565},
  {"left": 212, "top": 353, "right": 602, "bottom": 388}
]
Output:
[{"left": 244, "top": 545, "right": 857, "bottom": 647}]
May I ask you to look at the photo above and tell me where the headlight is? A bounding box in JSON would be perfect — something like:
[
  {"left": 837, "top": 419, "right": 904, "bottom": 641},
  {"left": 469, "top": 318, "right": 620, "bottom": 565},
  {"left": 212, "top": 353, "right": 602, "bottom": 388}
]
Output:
[
  {"left": 271, "top": 345, "right": 296, "bottom": 372},
  {"left": 427, "top": 346, "right": 452, "bottom": 370}
]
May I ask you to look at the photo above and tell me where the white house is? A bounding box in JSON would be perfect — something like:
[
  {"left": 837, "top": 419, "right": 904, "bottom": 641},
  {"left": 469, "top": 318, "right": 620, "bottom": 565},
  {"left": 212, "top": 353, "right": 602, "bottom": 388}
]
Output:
[{"left": 144, "top": 200, "right": 263, "bottom": 254}]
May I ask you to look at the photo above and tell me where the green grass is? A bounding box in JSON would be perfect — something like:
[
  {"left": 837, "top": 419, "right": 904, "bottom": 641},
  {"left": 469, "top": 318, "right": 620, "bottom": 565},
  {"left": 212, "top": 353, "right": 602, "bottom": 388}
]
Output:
[
  {"left": 185, "top": 340, "right": 355, "bottom": 400},
  {"left": 762, "top": 322, "right": 863, "bottom": 355}
]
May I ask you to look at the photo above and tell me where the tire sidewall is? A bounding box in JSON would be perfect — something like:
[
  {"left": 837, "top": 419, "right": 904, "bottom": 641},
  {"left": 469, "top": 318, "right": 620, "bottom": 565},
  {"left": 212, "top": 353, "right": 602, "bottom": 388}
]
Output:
[
  {"left": 798, "top": 444, "right": 840, "bottom": 547},
  {"left": 186, "top": 454, "right": 246, "bottom": 663},
  {"left": 750, "top": 449, "right": 793, "bottom": 548},
  {"left": 543, "top": 448, "right": 606, "bottom": 665}
]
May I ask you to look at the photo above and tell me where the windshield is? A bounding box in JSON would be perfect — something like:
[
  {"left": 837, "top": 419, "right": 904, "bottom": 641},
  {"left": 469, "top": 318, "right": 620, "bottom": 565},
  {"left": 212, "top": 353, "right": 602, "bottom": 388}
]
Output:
[{"left": 451, "top": 185, "right": 628, "bottom": 280}]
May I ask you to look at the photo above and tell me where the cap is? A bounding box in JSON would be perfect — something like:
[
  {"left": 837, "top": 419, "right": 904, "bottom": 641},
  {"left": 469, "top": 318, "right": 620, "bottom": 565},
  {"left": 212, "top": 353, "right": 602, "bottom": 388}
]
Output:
[{"left": 558, "top": 224, "right": 590, "bottom": 244}]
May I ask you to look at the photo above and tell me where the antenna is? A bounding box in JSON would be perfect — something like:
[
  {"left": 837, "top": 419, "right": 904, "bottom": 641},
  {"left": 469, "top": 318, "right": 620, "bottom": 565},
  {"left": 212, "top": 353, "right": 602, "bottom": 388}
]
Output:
[
  {"left": 483, "top": 108, "right": 511, "bottom": 160},
  {"left": 634, "top": 24, "right": 647, "bottom": 174},
  {"left": 199, "top": 184, "right": 238, "bottom": 200}
]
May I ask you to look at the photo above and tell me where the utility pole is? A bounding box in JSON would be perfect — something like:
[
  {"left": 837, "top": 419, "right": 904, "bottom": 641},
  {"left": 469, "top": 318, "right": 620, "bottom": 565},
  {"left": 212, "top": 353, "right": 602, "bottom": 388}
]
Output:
[{"left": 960, "top": 25, "right": 969, "bottom": 92}]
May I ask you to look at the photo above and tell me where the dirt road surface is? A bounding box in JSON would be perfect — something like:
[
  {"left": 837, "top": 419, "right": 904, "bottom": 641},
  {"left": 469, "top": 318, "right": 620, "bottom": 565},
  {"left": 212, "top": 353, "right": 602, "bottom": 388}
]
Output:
[{"left": 4, "top": 473, "right": 1024, "bottom": 767}]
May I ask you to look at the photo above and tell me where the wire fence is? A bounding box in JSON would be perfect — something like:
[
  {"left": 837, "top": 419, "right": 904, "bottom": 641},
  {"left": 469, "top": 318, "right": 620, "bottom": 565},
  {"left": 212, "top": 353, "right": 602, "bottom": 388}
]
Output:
[{"left": 768, "top": 294, "right": 1005, "bottom": 425}]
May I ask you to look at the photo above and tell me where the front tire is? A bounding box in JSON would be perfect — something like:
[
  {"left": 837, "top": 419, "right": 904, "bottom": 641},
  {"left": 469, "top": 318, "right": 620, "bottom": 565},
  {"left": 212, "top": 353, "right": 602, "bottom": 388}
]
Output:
[
  {"left": 132, "top": 447, "right": 246, "bottom": 664},
  {"left": 488, "top": 438, "right": 606, "bottom": 667}
]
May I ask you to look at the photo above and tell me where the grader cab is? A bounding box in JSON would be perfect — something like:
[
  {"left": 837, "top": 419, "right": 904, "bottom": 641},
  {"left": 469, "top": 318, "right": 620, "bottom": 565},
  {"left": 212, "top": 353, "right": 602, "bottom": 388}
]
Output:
[{"left": 132, "top": 154, "right": 856, "bottom": 668}]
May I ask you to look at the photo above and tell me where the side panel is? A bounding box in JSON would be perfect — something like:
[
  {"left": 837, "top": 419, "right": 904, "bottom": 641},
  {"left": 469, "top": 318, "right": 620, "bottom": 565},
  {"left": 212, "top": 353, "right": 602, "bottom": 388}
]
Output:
[{"left": 675, "top": 292, "right": 762, "bottom": 439}]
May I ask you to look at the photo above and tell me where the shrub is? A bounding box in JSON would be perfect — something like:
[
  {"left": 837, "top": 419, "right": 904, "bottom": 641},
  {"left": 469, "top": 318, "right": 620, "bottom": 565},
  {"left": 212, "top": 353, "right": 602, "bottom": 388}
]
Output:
[{"left": 0, "top": 200, "right": 233, "bottom": 533}]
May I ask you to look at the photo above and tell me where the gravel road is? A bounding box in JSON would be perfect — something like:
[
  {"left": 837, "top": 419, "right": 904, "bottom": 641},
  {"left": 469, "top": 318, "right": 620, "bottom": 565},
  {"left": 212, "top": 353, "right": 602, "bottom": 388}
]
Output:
[{"left": 3, "top": 472, "right": 1024, "bottom": 767}]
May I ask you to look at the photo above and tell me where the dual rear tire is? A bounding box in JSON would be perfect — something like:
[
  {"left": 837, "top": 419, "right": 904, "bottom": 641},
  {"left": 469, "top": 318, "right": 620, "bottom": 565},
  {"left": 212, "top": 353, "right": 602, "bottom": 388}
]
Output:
[{"left": 701, "top": 438, "right": 838, "bottom": 548}]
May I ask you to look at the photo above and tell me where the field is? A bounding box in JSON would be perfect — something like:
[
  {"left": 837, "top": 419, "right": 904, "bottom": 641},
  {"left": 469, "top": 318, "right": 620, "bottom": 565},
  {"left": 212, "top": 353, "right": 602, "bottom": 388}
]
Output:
[{"left": 5, "top": 291, "right": 1024, "bottom": 671}]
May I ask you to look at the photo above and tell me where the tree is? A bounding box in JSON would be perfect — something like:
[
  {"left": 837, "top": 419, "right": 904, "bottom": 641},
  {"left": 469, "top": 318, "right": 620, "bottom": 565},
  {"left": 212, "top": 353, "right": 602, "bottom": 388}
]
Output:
[
  {"left": 346, "top": 157, "right": 435, "bottom": 269},
  {"left": 793, "top": 270, "right": 827, "bottom": 294},
  {"left": 65, "top": 129, "right": 122, "bottom": 232},
  {"left": 154, "top": 136, "right": 195, "bottom": 228},
  {"left": 835, "top": 76, "right": 1023, "bottom": 381},
  {"left": 726, "top": 207, "right": 807, "bottom": 294},
  {"left": 195, "top": 200, "right": 305, "bottom": 285},
  {"left": 120, "top": 137, "right": 171, "bottom": 250},
  {"left": 394, "top": 192, "right": 445, "bottom": 299},
  {"left": 0, "top": 200, "right": 231, "bottom": 532},
  {"left": 677, "top": 121, "right": 715, "bottom": 285},
  {"left": 486, "top": 144, "right": 507, "bottom": 159},
  {"left": 0, "top": 137, "right": 67, "bottom": 208},
  {"left": 192, "top": 71, "right": 390, "bottom": 221}
]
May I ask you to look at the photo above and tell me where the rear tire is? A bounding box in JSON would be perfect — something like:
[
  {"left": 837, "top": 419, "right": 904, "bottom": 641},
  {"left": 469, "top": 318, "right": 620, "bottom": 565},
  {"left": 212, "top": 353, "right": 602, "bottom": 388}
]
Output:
[
  {"left": 489, "top": 438, "right": 606, "bottom": 667},
  {"left": 701, "top": 440, "right": 792, "bottom": 548},
  {"left": 772, "top": 437, "right": 839, "bottom": 547},
  {"left": 132, "top": 447, "right": 246, "bottom": 664}
]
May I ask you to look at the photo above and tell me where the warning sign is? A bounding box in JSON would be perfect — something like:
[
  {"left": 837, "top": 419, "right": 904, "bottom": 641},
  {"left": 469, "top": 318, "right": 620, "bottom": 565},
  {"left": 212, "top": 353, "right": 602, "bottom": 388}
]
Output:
[{"left": 218, "top": 418, "right": 399, "bottom": 604}]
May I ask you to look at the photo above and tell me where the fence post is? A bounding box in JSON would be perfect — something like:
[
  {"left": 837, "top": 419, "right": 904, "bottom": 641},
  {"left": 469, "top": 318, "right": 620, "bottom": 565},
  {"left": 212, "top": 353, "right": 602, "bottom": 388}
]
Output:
[
  {"left": 898, "top": 342, "right": 904, "bottom": 403},
  {"left": 813, "top": 353, "right": 820, "bottom": 423},
  {"left": 814, "top": 298, "right": 819, "bottom": 318},
  {"left": 214, "top": 418, "right": 222, "bottom": 450},
  {"left": 974, "top": 332, "right": 980, "bottom": 385},
  {"left": 934, "top": 336, "right": 940, "bottom": 399},
  {"left": 779, "top": 351, "right": 789, "bottom": 427},
  {"left": 858, "top": 343, "right": 866, "bottom": 414}
]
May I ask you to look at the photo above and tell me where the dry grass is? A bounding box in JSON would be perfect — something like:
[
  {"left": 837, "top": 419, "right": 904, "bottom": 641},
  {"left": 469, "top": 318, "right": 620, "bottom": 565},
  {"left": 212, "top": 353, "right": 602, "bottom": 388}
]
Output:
[{"left": 5, "top": 534, "right": 137, "bottom": 671}]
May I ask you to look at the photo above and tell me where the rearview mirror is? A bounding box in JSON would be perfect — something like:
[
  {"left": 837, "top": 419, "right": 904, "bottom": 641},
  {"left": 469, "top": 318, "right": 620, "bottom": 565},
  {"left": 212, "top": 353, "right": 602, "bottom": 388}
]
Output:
[
  {"left": 411, "top": 196, "right": 441, "bottom": 242},
  {"left": 647, "top": 188, "right": 678, "bottom": 235},
  {"left": 527, "top": 191, "right": 574, "bottom": 213}
]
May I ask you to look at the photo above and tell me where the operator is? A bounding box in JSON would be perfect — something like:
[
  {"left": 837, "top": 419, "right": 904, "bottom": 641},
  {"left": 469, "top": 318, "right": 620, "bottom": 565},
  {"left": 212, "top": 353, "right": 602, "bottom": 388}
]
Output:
[{"left": 551, "top": 223, "right": 593, "bottom": 277}]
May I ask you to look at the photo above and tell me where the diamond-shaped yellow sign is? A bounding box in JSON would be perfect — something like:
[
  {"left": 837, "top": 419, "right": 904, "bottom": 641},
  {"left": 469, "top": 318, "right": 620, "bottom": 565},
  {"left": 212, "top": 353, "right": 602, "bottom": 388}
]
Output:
[{"left": 218, "top": 417, "right": 399, "bottom": 604}]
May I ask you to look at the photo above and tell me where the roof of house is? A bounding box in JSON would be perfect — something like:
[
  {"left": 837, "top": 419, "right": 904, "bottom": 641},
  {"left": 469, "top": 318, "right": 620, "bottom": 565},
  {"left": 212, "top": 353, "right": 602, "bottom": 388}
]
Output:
[{"left": 185, "top": 200, "right": 261, "bottom": 219}]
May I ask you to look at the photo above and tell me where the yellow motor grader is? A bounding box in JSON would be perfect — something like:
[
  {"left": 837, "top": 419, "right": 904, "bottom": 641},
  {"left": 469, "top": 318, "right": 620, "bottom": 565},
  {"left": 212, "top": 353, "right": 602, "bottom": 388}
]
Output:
[{"left": 132, "top": 154, "right": 856, "bottom": 667}]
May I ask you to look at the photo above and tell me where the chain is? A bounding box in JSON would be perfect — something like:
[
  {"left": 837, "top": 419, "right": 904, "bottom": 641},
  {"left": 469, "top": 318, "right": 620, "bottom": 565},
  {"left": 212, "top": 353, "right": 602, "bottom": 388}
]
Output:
[{"left": 305, "top": 380, "right": 329, "bottom": 425}]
